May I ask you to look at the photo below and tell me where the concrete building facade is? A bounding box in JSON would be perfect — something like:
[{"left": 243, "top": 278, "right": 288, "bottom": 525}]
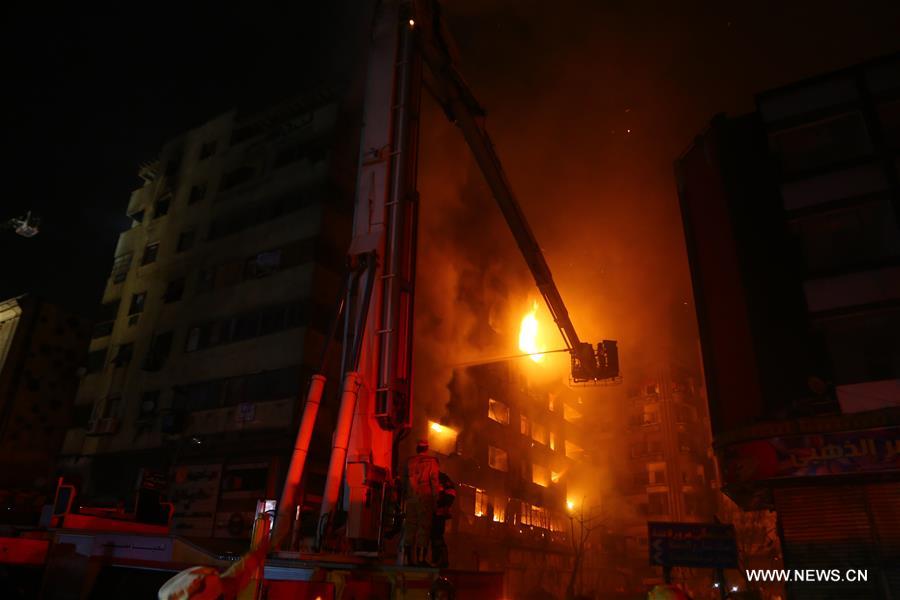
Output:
[
  {"left": 59, "top": 90, "right": 358, "bottom": 543},
  {"left": 0, "top": 296, "right": 91, "bottom": 498},
  {"left": 677, "top": 54, "right": 900, "bottom": 599},
  {"left": 409, "top": 360, "right": 625, "bottom": 599}
]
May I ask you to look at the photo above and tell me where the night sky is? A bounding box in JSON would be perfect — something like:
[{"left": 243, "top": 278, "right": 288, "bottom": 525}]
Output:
[{"left": 3, "top": 0, "right": 900, "bottom": 325}]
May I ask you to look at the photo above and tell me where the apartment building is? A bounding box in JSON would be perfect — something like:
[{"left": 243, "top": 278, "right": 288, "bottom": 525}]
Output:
[
  {"left": 406, "top": 360, "right": 624, "bottom": 598},
  {"left": 58, "top": 89, "right": 357, "bottom": 542},
  {"left": 677, "top": 53, "right": 900, "bottom": 599},
  {"left": 0, "top": 295, "right": 91, "bottom": 498}
]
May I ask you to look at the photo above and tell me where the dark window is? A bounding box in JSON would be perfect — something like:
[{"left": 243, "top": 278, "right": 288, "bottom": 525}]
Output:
[
  {"left": 139, "top": 391, "right": 160, "bottom": 417},
  {"left": 189, "top": 183, "right": 207, "bottom": 204},
  {"left": 72, "top": 404, "right": 93, "bottom": 427},
  {"left": 876, "top": 98, "right": 900, "bottom": 150},
  {"left": 259, "top": 305, "right": 287, "bottom": 335},
  {"left": 221, "top": 166, "right": 255, "bottom": 190},
  {"left": 647, "top": 492, "right": 669, "bottom": 516},
  {"left": 112, "top": 343, "right": 133, "bottom": 367},
  {"left": 791, "top": 198, "right": 900, "bottom": 272},
  {"left": 130, "top": 210, "right": 145, "bottom": 224},
  {"left": 153, "top": 197, "right": 171, "bottom": 219},
  {"left": 111, "top": 254, "right": 131, "bottom": 283},
  {"left": 769, "top": 112, "right": 872, "bottom": 175},
  {"left": 143, "top": 331, "right": 173, "bottom": 371},
  {"left": 684, "top": 493, "right": 701, "bottom": 516},
  {"left": 165, "top": 157, "right": 181, "bottom": 177},
  {"left": 129, "top": 292, "right": 147, "bottom": 315},
  {"left": 141, "top": 243, "right": 160, "bottom": 266},
  {"left": 196, "top": 268, "right": 215, "bottom": 293},
  {"left": 177, "top": 230, "right": 196, "bottom": 253},
  {"left": 163, "top": 277, "right": 185, "bottom": 303},
  {"left": 199, "top": 141, "right": 218, "bottom": 160},
  {"left": 244, "top": 250, "right": 282, "bottom": 279},
  {"left": 233, "top": 312, "right": 261, "bottom": 341},
  {"left": 185, "top": 326, "right": 202, "bottom": 352},
  {"left": 87, "top": 348, "right": 107, "bottom": 373}
]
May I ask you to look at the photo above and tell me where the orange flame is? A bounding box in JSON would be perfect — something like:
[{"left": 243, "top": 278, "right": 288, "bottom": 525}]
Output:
[{"left": 519, "top": 301, "right": 544, "bottom": 362}]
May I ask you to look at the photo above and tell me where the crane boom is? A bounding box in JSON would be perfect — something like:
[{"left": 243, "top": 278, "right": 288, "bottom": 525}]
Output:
[{"left": 411, "top": 0, "right": 617, "bottom": 382}]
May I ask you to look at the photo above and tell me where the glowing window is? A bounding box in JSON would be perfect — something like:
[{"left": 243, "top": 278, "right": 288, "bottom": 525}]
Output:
[
  {"left": 550, "top": 431, "right": 557, "bottom": 451},
  {"left": 551, "top": 470, "right": 563, "bottom": 484},
  {"left": 427, "top": 421, "right": 458, "bottom": 455},
  {"left": 532, "top": 422, "right": 548, "bottom": 445},
  {"left": 532, "top": 464, "right": 549, "bottom": 487},
  {"left": 488, "top": 446, "right": 509, "bottom": 472},
  {"left": 565, "top": 440, "right": 584, "bottom": 460},
  {"left": 492, "top": 497, "right": 507, "bottom": 522},
  {"left": 520, "top": 414, "right": 530, "bottom": 436},
  {"left": 564, "top": 404, "right": 583, "bottom": 422},
  {"left": 488, "top": 398, "right": 510, "bottom": 425},
  {"left": 548, "top": 393, "right": 556, "bottom": 412},
  {"left": 475, "top": 488, "right": 488, "bottom": 517}
]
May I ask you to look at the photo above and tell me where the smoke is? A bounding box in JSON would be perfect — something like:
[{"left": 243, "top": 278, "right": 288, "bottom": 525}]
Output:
[{"left": 409, "top": 0, "right": 900, "bottom": 524}]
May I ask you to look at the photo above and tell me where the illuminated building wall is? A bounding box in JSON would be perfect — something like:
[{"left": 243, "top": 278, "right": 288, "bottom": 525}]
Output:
[
  {"left": 58, "top": 89, "right": 359, "bottom": 540},
  {"left": 406, "top": 360, "right": 626, "bottom": 598}
]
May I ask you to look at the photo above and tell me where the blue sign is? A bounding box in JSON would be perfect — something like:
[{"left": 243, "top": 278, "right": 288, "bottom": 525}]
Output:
[{"left": 648, "top": 521, "right": 738, "bottom": 568}]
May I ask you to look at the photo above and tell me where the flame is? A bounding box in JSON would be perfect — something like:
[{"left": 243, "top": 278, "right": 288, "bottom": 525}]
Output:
[{"left": 518, "top": 301, "right": 545, "bottom": 362}]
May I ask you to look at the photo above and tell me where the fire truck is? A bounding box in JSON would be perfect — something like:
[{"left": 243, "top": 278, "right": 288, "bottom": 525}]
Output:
[{"left": 0, "top": 1, "right": 618, "bottom": 598}]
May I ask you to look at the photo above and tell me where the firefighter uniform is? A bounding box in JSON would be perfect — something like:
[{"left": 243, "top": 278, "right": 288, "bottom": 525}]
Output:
[
  {"left": 404, "top": 442, "right": 439, "bottom": 564},
  {"left": 431, "top": 471, "right": 456, "bottom": 568}
]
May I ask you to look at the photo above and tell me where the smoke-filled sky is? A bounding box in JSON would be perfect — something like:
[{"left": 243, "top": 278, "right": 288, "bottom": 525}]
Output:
[
  {"left": 3, "top": 1, "right": 899, "bottom": 385},
  {"left": 412, "top": 0, "right": 900, "bottom": 408}
]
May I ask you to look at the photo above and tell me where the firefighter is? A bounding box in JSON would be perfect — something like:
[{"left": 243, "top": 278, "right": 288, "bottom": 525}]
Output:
[
  {"left": 404, "top": 439, "right": 439, "bottom": 565},
  {"left": 431, "top": 471, "right": 456, "bottom": 568}
]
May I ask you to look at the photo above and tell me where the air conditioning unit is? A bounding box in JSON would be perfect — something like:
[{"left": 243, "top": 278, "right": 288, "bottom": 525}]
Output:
[{"left": 86, "top": 417, "right": 120, "bottom": 436}]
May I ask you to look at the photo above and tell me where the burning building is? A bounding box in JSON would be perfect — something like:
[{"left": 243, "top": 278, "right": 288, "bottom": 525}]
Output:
[
  {"left": 405, "top": 356, "right": 629, "bottom": 599},
  {"left": 57, "top": 89, "right": 358, "bottom": 542},
  {"left": 677, "top": 53, "right": 900, "bottom": 599}
]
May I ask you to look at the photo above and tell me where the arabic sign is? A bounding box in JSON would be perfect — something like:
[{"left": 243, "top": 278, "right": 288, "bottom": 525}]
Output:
[
  {"left": 720, "top": 425, "right": 900, "bottom": 486},
  {"left": 648, "top": 522, "right": 738, "bottom": 568}
]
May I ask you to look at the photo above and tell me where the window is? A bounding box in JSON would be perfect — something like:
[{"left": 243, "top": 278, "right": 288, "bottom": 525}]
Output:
[
  {"left": 128, "top": 292, "right": 147, "bottom": 315},
  {"left": 163, "top": 277, "right": 185, "bottom": 303},
  {"left": 244, "top": 250, "right": 282, "bottom": 279},
  {"left": 221, "top": 166, "right": 255, "bottom": 190},
  {"left": 532, "top": 464, "right": 549, "bottom": 487},
  {"left": 548, "top": 393, "right": 556, "bottom": 412},
  {"left": 199, "top": 140, "right": 217, "bottom": 160},
  {"left": 111, "top": 253, "right": 131, "bottom": 283},
  {"left": 142, "top": 331, "right": 173, "bottom": 371},
  {"left": 488, "top": 446, "right": 508, "bottom": 472},
  {"left": 176, "top": 230, "right": 196, "bottom": 253},
  {"left": 165, "top": 157, "right": 181, "bottom": 177},
  {"left": 189, "top": 183, "right": 207, "bottom": 204},
  {"left": 641, "top": 405, "right": 659, "bottom": 425},
  {"left": 531, "top": 422, "right": 548, "bottom": 445},
  {"left": 564, "top": 403, "right": 583, "bottom": 422},
  {"left": 153, "top": 197, "right": 170, "bottom": 219},
  {"left": 684, "top": 493, "right": 701, "bottom": 516},
  {"left": 86, "top": 348, "right": 107, "bottom": 373},
  {"left": 649, "top": 463, "right": 667, "bottom": 485},
  {"left": 877, "top": 98, "right": 900, "bottom": 150},
  {"left": 427, "top": 421, "right": 458, "bottom": 455},
  {"left": 474, "top": 488, "right": 488, "bottom": 517},
  {"left": 112, "top": 343, "right": 133, "bottom": 367},
  {"left": 647, "top": 492, "right": 669, "bottom": 516},
  {"left": 196, "top": 268, "right": 215, "bottom": 293},
  {"left": 769, "top": 111, "right": 872, "bottom": 175},
  {"left": 633, "top": 470, "right": 650, "bottom": 488},
  {"left": 492, "top": 496, "right": 507, "bottom": 522},
  {"left": 141, "top": 242, "right": 160, "bottom": 266},
  {"left": 488, "top": 398, "right": 509, "bottom": 424},
  {"left": 520, "top": 414, "right": 530, "bottom": 436},
  {"left": 565, "top": 440, "right": 584, "bottom": 460},
  {"left": 139, "top": 391, "right": 160, "bottom": 418},
  {"left": 549, "top": 431, "right": 557, "bottom": 451}
]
